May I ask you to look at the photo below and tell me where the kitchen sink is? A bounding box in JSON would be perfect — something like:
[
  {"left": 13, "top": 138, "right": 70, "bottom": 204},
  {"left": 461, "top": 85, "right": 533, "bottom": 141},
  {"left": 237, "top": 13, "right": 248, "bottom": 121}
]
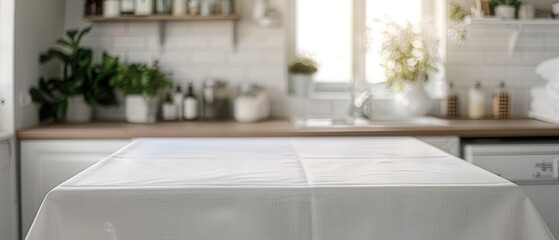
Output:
[{"left": 294, "top": 117, "right": 451, "bottom": 128}]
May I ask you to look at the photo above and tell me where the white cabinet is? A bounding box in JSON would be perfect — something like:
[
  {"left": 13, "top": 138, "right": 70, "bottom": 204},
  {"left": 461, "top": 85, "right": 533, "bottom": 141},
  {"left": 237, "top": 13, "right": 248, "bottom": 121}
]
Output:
[
  {"left": 418, "top": 136, "right": 460, "bottom": 157},
  {"left": 20, "top": 139, "right": 130, "bottom": 238},
  {"left": 0, "top": 137, "right": 16, "bottom": 240}
]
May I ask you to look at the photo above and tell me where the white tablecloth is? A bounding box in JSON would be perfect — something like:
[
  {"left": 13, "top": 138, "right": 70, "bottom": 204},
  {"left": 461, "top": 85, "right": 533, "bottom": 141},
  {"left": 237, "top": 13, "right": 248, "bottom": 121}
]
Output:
[{"left": 26, "top": 137, "right": 555, "bottom": 240}]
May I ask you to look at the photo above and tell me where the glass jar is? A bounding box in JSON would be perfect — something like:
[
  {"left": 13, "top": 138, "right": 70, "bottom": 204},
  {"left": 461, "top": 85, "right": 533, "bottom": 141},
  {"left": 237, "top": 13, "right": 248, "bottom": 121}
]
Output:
[
  {"left": 85, "top": 0, "right": 103, "bottom": 16},
  {"left": 202, "top": 80, "right": 230, "bottom": 120},
  {"left": 155, "top": 0, "right": 173, "bottom": 14}
]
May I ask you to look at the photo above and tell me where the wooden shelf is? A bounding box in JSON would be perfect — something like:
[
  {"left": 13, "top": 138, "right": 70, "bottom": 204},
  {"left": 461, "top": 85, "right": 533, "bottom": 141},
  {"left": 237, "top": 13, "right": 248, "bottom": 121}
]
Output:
[
  {"left": 466, "top": 18, "right": 559, "bottom": 27},
  {"left": 85, "top": 14, "right": 241, "bottom": 22}
]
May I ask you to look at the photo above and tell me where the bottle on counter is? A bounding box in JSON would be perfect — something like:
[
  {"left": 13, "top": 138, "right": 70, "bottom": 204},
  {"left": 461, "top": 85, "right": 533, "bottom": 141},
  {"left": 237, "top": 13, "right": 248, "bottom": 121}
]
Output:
[
  {"left": 183, "top": 83, "right": 199, "bottom": 120},
  {"left": 442, "top": 81, "right": 460, "bottom": 119},
  {"left": 468, "top": 82, "right": 486, "bottom": 119},
  {"left": 202, "top": 80, "right": 230, "bottom": 120},
  {"left": 121, "top": 0, "right": 135, "bottom": 14},
  {"left": 492, "top": 81, "right": 511, "bottom": 119},
  {"left": 85, "top": 0, "right": 103, "bottom": 16},
  {"left": 173, "top": 85, "right": 184, "bottom": 121},
  {"left": 162, "top": 94, "right": 178, "bottom": 121}
]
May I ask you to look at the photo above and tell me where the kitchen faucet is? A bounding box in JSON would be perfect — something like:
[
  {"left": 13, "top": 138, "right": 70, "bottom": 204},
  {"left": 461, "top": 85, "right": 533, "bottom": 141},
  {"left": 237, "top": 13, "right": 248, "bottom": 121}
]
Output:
[{"left": 348, "top": 89, "right": 372, "bottom": 120}]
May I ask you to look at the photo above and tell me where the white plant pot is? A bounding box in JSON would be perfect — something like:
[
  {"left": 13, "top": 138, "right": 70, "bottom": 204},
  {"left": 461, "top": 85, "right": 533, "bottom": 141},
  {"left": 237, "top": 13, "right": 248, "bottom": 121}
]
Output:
[
  {"left": 289, "top": 74, "right": 314, "bottom": 98},
  {"left": 495, "top": 5, "right": 516, "bottom": 20},
  {"left": 393, "top": 81, "right": 434, "bottom": 118},
  {"left": 125, "top": 95, "right": 159, "bottom": 124},
  {"left": 66, "top": 95, "right": 93, "bottom": 123}
]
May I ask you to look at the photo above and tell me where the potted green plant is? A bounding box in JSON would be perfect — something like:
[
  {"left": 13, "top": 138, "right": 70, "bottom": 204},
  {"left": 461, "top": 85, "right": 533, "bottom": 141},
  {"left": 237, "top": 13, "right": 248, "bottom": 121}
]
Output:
[
  {"left": 29, "top": 27, "right": 119, "bottom": 123},
  {"left": 288, "top": 56, "right": 318, "bottom": 97},
  {"left": 110, "top": 61, "right": 172, "bottom": 124},
  {"left": 380, "top": 21, "right": 439, "bottom": 118},
  {"left": 491, "top": 0, "right": 521, "bottom": 19}
]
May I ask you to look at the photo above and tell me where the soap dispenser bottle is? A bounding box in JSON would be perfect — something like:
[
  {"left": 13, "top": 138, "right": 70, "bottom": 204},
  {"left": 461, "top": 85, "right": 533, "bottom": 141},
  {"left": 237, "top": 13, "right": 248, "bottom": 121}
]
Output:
[
  {"left": 183, "top": 83, "right": 199, "bottom": 120},
  {"left": 468, "top": 82, "right": 486, "bottom": 119}
]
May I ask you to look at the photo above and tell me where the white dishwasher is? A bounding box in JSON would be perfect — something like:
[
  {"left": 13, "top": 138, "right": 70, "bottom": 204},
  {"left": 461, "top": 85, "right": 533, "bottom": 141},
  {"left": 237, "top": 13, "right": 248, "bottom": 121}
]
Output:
[{"left": 464, "top": 143, "right": 559, "bottom": 239}]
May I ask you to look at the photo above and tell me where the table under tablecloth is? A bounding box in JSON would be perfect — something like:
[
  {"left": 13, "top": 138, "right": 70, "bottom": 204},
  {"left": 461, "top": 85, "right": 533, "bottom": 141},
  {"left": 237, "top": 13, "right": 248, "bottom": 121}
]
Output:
[{"left": 26, "top": 137, "right": 555, "bottom": 240}]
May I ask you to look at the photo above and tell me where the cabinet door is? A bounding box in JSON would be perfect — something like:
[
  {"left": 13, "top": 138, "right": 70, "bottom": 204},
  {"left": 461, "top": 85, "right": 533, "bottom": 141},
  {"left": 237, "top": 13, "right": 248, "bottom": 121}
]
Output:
[{"left": 20, "top": 140, "right": 130, "bottom": 238}]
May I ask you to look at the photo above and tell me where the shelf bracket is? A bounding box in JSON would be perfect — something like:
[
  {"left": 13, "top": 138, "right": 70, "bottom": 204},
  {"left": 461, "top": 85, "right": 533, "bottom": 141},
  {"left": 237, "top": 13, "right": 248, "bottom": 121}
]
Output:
[{"left": 157, "top": 21, "right": 166, "bottom": 55}]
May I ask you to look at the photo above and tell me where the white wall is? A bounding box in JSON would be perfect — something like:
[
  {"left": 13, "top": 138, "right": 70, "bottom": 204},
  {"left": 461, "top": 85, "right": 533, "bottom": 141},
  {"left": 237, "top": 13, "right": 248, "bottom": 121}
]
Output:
[
  {"left": 64, "top": 0, "right": 289, "bottom": 119},
  {"left": 448, "top": 0, "right": 559, "bottom": 118},
  {"left": 0, "top": 0, "right": 15, "bottom": 133},
  {"left": 14, "top": 0, "right": 67, "bottom": 129}
]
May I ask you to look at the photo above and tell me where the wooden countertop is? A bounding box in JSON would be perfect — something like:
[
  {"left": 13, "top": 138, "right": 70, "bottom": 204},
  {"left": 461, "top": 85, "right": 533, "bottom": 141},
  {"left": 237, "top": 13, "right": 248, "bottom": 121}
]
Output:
[{"left": 16, "top": 118, "right": 559, "bottom": 140}]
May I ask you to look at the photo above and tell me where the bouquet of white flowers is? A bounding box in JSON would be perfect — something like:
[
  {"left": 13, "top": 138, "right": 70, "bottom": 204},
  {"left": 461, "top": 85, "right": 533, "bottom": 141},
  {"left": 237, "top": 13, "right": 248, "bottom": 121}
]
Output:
[{"left": 380, "top": 21, "right": 439, "bottom": 92}]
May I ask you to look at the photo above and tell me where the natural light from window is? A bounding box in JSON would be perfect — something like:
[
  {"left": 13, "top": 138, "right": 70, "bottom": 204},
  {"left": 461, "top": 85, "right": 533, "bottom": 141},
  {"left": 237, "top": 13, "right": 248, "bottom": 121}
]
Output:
[
  {"left": 296, "top": 0, "right": 423, "bottom": 84},
  {"left": 296, "top": 0, "right": 352, "bottom": 83}
]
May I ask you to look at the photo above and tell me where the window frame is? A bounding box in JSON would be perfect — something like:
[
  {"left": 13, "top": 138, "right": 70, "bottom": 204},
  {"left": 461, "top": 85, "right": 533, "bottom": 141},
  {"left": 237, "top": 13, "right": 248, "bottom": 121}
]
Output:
[{"left": 287, "top": 0, "right": 446, "bottom": 98}]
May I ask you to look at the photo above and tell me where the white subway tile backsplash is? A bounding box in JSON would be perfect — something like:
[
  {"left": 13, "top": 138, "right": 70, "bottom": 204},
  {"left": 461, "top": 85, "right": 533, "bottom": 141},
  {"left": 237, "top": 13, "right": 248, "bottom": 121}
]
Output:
[
  {"left": 127, "top": 22, "right": 159, "bottom": 37},
  {"left": 209, "top": 67, "right": 245, "bottom": 83},
  {"left": 165, "top": 37, "right": 209, "bottom": 51},
  {"left": 209, "top": 37, "right": 233, "bottom": 50},
  {"left": 506, "top": 67, "right": 541, "bottom": 84},
  {"left": 516, "top": 37, "right": 545, "bottom": 51},
  {"left": 484, "top": 52, "right": 522, "bottom": 66},
  {"left": 191, "top": 52, "right": 226, "bottom": 65},
  {"left": 246, "top": 67, "right": 285, "bottom": 83},
  {"left": 127, "top": 53, "right": 153, "bottom": 64},
  {"left": 544, "top": 37, "right": 559, "bottom": 51},
  {"left": 90, "top": 23, "right": 128, "bottom": 37},
  {"left": 226, "top": 52, "right": 263, "bottom": 66},
  {"left": 113, "top": 37, "right": 147, "bottom": 51},
  {"left": 522, "top": 52, "right": 558, "bottom": 65}
]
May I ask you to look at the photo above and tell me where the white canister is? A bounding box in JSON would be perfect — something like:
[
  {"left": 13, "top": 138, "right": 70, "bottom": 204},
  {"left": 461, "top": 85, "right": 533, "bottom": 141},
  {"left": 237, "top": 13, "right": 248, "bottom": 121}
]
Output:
[
  {"left": 103, "top": 0, "right": 121, "bottom": 17},
  {"left": 468, "top": 82, "right": 486, "bottom": 119},
  {"left": 135, "top": 0, "right": 154, "bottom": 15},
  {"left": 173, "top": 0, "right": 187, "bottom": 15},
  {"left": 234, "top": 84, "right": 270, "bottom": 123},
  {"left": 519, "top": 4, "right": 535, "bottom": 20}
]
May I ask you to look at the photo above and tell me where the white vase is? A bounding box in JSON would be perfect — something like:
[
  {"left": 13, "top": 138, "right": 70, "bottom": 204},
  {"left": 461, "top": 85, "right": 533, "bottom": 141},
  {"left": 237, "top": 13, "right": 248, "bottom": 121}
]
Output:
[
  {"left": 125, "top": 95, "right": 159, "bottom": 124},
  {"left": 495, "top": 5, "right": 516, "bottom": 20},
  {"left": 66, "top": 95, "right": 93, "bottom": 123},
  {"left": 289, "top": 74, "right": 314, "bottom": 98},
  {"left": 393, "top": 81, "right": 434, "bottom": 118}
]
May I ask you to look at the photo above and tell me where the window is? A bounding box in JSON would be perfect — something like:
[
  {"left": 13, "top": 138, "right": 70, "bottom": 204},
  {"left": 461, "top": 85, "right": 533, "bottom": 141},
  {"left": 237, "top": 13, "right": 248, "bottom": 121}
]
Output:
[{"left": 292, "top": 0, "right": 445, "bottom": 93}]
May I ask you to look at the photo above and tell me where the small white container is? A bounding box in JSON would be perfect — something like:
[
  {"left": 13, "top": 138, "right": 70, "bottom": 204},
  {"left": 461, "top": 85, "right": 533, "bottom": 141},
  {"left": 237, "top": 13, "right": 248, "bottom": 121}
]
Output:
[
  {"left": 495, "top": 5, "right": 516, "bottom": 20},
  {"left": 468, "top": 82, "right": 486, "bottom": 119},
  {"left": 135, "top": 0, "right": 154, "bottom": 15},
  {"left": 173, "top": 0, "right": 187, "bottom": 15},
  {"left": 234, "top": 84, "right": 270, "bottom": 123},
  {"left": 103, "top": 0, "right": 121, "bottom": 17},
  {"left": 183, "top": 97, "right": 199, "bottom": 120}
]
